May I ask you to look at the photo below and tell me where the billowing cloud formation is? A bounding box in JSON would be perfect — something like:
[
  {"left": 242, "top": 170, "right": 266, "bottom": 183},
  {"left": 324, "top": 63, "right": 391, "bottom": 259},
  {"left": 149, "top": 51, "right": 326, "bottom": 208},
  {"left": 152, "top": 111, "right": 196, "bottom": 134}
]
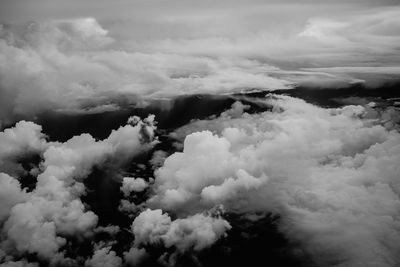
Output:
[
  {"left": 0, "top": 121, "right": 48, "bottom": 176},
  {"left": 0, "top": 173, "right": 27, "bottom": 222},
  {"left": 0, "top": 19, "right": 292, "bottom": 124},
  {"left": 0, "top": 116, "right": 157, "bottom": 262},
  {"left": 2, "top": 4, "right": 400, "bottom": 125},
  {"left": 149, "top": 95, "right": 400, "bottom": 267},
  {"left": 121, "top": 177, "right": 149, "bottom": 197},
  {"left": 132, "top": 209, "right": 231, "bottom": 252},
  {"left": 1, "top": 1, "right": 400, "bottom": 265},
  {"left": 85, "top": 246, "right": 122, "bottom": 267}
]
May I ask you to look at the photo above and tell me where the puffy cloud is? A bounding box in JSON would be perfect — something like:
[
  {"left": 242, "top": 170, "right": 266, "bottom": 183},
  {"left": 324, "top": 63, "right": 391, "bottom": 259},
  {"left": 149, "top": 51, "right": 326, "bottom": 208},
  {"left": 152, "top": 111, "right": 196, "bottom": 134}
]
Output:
[
  {"left": 123, "top": 247, "right": 148, "bottom": 267},
  {"left": 0, "top": 116, "right": 157, "bottom": 260},
  {"left": 201, "top": 169, "right": 268, "bottom": 204},
  {"left": 149, "top": 95, "right": 400, "bottom": 266},
  {"left": 0, "top": 121, "right": 47, "bottom": 159},
  {"left": 85, "top": 246, "right": 122, "bottom": 267},
  {"left": 132, "top": 209, "right": 231, "bottom": 252},
  {"left": 121, "top": 177, "right": 148, "bottom": 197},
  {"left": 0, "top": 173, "right": 27, "bottom": 222},
  {"left": 0, "top": 121, "right": 48, "bottom": 176},
  {"left": 161, "top": 213, "right": 231, "bottom": 252},
  {"left": 3, "top": 200, "right": 67, "bottom": 258},
  {"left": 119, "top": 199, "right": 140, "bottom": 215},
  {"left": 131, "top": 209, "right": 171, "bottom": 246}
]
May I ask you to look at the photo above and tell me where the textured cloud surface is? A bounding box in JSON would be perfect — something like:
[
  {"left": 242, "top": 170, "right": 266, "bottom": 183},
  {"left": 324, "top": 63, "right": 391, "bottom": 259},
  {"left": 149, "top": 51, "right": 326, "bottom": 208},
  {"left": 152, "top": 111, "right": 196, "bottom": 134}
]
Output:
[
  {"left": 1, "top": 1, "right": 400, "bottom": 266},
  {"left": 2, "top": 2, "right": 400, "bottom": 124},
  {"left": 0, "top": 116, "right": 157, "bottom": 263},
  {"left": 150, "top": 96, "right": 400, "bottom": 267},
  {"left": 132, "top": 209, "right": 231, "bottom": 252},
  {"left": 0, "top": 19, "right": 292, "bottom": 124},
  {"left": 1, "top": 95, "right": 399, "bottom": 266}
]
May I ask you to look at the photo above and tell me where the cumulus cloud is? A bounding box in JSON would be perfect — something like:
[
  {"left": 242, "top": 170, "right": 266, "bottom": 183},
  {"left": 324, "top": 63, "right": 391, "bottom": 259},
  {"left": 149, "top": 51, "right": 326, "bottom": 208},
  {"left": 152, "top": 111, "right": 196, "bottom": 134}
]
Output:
[
  {"left": 0, "top": 173, "right": 27, "bottom": 222},
  {"left": 0, "top": 121, "right": 47, "bottom": 158},
  {"left": 1, "top": 1, "right": 400, "bottom": 265},
  {"left": 123, "top": 247, "right": 148, "bottom": 266},
  {"left": 85, "top": 246, "right": 122, "bottom": 267},
  {"left": 148, "top": 95, "right": 400, "bottom": 266},
  {"left": 132, "top": 209, "right": 231, "bottom": 252},
  {"left": 121, "top": 177, "right": 149, "bottom": 197},
  {"left": 0, "top": 116, "right": 157, "bottom": 262},
  {"left": 0, "top": 121, "right": 48, "bottom": 176}
]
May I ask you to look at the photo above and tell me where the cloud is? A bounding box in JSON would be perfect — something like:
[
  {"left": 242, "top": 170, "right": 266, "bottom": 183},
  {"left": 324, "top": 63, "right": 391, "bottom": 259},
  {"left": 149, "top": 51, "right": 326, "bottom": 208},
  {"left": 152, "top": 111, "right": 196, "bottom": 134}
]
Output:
[
  {"left": 0, "top": 260, "right": 38, "bottom": 267},
  {"left": 2, "top": 3, "right": 400, "bottom": 125},
  {"left": 85, "top": 246, "right": 122, "bottom": 267},
  {"left": 0, "top": 121, "right": 48, "bottom": 176},
  {"left": 132, "top": 209, "right": 231, "bottom": 252},
  {"left": 0, "top": 116, "right": 157, "bottom": 262},
  {"left": 0, "top": 121, "right": 47, "bottom": 158},
  {"left": 0, "top": 173, "right": 27, "bottom": 222},
  {"left": 1, "top": 1, "right": 400, "bottom": 265},
  {"left": 148, "top": 95, "right": 400, "bottom": 266},
  {"left": 3, "top": 199, "right": 69, "bottom": 258},
  {"left": 121, "top": 177, "right": 149, "bottom": 197},
  {"left": 123, "top": 247, "right": 148, "bottom": 267},
  {"left": 0, "top": 19, "right": 292, "bottom": 125},
  {"left": 136, "top": 6, "right": 400, "bottom": 88},
  {"left": 201, "top": 169, "right": 268, "bottom": 204}
]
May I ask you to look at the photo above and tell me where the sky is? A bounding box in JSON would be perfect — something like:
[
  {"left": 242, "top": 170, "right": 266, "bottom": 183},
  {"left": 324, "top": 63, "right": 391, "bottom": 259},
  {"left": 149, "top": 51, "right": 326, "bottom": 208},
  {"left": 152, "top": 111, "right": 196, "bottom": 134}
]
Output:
[
  {"left": 2, "top": 0, "right": 400, "bottom": 68},
  {"left": 1, "top": 1, "right": 400, "bottom": 267},
  {"left": 1, "top": 0, "right": 400, "bottom": 123}
]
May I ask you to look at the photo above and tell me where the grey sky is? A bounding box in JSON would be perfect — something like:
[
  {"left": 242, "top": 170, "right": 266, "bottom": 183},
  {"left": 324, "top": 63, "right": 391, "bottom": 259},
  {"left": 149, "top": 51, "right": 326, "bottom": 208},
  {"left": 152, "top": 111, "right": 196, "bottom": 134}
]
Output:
[{"left": 1, "top": 0, "right": 400, "bottom": 121}]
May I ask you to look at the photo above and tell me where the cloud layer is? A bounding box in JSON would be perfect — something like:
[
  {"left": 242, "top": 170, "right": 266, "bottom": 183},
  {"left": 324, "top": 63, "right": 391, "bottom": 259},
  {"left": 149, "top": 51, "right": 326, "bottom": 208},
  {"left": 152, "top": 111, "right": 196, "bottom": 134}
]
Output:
[
  {"left": 0, "top": 116, "right": 157, "bottom": 264},
  {"left": 1, "top": 93, "right": 400, "bottom": 266},
  {"left": 2, "top": 3, "right": 400, "bottom": 125},
  {"left": 149, "top": 95, "right": 400, "bottom": 267},
  {"left": 0, "top": 19, "right": 293, "bottom": 125},
  {"left": 1, "top": 1, "right": 400, "bottom": 266}
]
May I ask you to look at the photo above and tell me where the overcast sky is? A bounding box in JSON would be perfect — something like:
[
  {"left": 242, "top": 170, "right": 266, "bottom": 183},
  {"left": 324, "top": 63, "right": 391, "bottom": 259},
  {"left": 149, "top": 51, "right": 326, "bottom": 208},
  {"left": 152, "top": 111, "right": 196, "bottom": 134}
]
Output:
[
  {"left": 2, "top": 0, "right": 400, "bottom": 68},
  {"left": 1, "top": 0, "right": 400, "bottom": 121}
]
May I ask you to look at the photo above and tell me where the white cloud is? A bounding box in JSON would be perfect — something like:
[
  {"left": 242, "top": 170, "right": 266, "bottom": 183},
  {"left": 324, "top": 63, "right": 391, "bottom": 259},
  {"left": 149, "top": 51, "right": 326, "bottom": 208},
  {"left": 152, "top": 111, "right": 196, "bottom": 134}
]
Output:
[
  {"left": 4, "top": 199, "right": 68, "bottom": 258},
  {"left": 2, "top": 4, "right": 400, "bottom": 125},
  {"left": 162, "top": 213, "right": 231, "bottom": 252},
  {"left": 0, "top": 121, "right": 48, "bottom": 175},
  {"left": 132, "top": 209, "right": 231, "bottom": 252},
  {"left": 0, "top": 116, "right": 157, "bottom": 260},
  {"left": 0, "top": 173, "right": 27, "bottom": 222},
  {"left": 85, "top": 246, "right": 122, "bottom": 267},
  {"left": 0, "top": 121, "right": 47, "bottom": 158},
  {"left": 149, "top": 95, "right": 400, "bottom": 266},
  {"left": 121, "top": 177, "right": 148, "bottom": 197},
  {"left": 201, "top": 169, "right": 267, "bottom": 204},
  {"left": 0, "top": 19, "right": 292, "bottom": 124}
]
